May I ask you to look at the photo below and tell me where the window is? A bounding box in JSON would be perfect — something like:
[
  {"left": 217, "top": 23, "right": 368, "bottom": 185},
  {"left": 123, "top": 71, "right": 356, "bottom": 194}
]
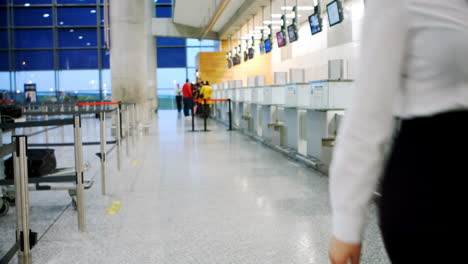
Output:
[
  {"left": 201, "top": 40, "right": 217, "bottom": 46},
  {"left": 101, "top": 69, "right": 111, "bottom": 99},
  {"left": 59, "top": 49, "right": 98, "bottom": 69},
  {"left": 15, "top": 29, "right": 53, "bottom": 48},
  {"left": 15, "top": 71, "right": 55, "bottom": 92},
  {"left": 0, "top": 29, "right": 8, "bottom": 49},
  {"left": 157, "top": 37, "right": 185, "bottom": 47},
  {"left": 3, "top": 0, "right": 109, "bottom": 100},
  {"left": 186, "top": 47, "right": 200, "bottom": 68},
  {"left": 0, "top": 72, "right": 10, "bottom": 92},
  {"left": 157, "top": 47, "right": 186, "bottom": 68},
  {"left": 57, "top": 7, "right": 98, "bottom": 26},
  {"left": 0, "top": 8, "right": 7, "bottom": 27},
  {"left": 0, "top": 51, "right": 8, "bottom": 71},
  {"left": 102, "top": 50, "right": 110, "bottom": 68},
  {"left": 59, "top": 28, "right": 97, "bottom": 47},
  {"left": 156, "top": 6, "right": 172, "bottom": 18},
  {"left": 187, "top": 68, "right": 196, "bottom": 83},
  {"left": 157, "top": 68, "right": 186, "bottom": 95},
  {"left": 186, "top": 38, "right": 201, "bottom": 47},
  {"left": 58, "top": 70, "right": 99, "bottom": 93},
  {"left": 13, "top": 0, "right": 52, "bottom": 5},
  {"left": 15, "top": 50, "right": 54, "bottom": 70},
  {"left": 57, "top": 0, "right": 97, "bottom": 4},
  {"left": 14, "top": 8, "right": 53, "bottom": 27},
  {"left": 200, "top": 47, "right": 216, "bottom": 52}
]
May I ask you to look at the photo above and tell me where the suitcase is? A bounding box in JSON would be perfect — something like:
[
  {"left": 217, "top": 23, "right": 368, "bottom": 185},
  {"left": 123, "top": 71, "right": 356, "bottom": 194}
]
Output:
[
  {"left": 0, "top": 104, "right": 23, "bottom": 123},
  {"left": 4, "top": 149, "right": 57, "bottom": 179}
]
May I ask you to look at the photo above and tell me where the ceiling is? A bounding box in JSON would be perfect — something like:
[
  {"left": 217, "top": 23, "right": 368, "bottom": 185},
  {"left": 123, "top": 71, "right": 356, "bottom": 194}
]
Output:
[{"left": 173, "top": 0, "right": 323, "bottom": 40}]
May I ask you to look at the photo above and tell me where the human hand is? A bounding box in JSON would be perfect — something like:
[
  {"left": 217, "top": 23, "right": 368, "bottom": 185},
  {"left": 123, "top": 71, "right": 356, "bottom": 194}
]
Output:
[{"left": 329, "top": 236, "right": 362, "bottom": 264}]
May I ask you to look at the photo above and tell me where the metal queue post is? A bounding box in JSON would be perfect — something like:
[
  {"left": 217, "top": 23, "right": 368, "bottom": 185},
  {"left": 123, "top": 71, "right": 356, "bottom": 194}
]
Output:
[
  {"left": 99, "top": 111, "right": 107, "bottom": 195},
  {"left": 73, "top": 115, "right": 86, "bottom": 232},
  {"left": 190, "top": 99, "right": 232, "bottom": 132},
  {"left": 116, "top": 105, "right": 122, "bottom": 171},
  {"left": 14, "top": 136, "right": 37, "bottom": 264}
]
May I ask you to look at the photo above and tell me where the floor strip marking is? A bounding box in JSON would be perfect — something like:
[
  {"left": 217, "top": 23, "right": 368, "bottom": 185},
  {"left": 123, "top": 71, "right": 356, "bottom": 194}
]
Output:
[{"left": 107, "top": 201, "right": 122, "bottom": 215}]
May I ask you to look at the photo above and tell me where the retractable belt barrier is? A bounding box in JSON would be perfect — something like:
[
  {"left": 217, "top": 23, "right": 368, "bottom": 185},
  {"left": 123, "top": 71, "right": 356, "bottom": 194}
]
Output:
[{"left": 190, "top": 99, "right": 233, "bottom": 132}]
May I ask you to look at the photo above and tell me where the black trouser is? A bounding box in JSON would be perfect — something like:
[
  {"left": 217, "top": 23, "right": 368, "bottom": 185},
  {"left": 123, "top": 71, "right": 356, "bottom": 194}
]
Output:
[
  {"left": 379, "top": 110, "right": 467, "bottom": 263},
  {"left": 175, "top": 95, "right": 182, "bottom": 112},
  {"left": 183, "top": 97, "right": 193, "bottom": 116}
]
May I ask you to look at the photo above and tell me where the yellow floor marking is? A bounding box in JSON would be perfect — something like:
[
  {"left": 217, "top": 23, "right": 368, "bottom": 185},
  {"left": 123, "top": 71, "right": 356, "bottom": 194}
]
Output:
[
  {"left": 131, "top": 160, "right": 139, "bottom": 166},
  {"left": 107, "top": 202, "right": 122, "bottom": 215}
]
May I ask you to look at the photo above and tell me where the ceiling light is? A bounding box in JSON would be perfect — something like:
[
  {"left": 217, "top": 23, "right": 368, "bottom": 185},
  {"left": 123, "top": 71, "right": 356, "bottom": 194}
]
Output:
[
  {"left": 281, "top": 6, "right": 315, "bottom": 11},
  {"left": 86, "top": 42, "right": 91, "bottom": 46},
  {"left": 49, "top": 88, "right": 54, "bottom": 92},
  {"left": 90, "top": 10, "right": 96, "bottom": 14},
  {"left": 24, "top": 3, "right": 30, "bottom": 7},
  {"left": 263, "top": 20, "right": 283, "bottom": 25},
  {"left": 74, "top": 91, "right": 79, "bottom": 94},
  {"left": 69, "top": 29, "right": 74, "bottom": 32},
  {"left": 59, "top": 21, "right": 64, "bottom": 25},
  {"left": 78, "top": 36, "right": 83, "bottom": 39},
  {"left": 272, "top": 13, "right": 300, "bottom": 18},
  {"left": 16, "top": 90, "right": 20, "bottom": 94},
  {"left": 42, "top": 13, "right": 50, "bottom": 18}
]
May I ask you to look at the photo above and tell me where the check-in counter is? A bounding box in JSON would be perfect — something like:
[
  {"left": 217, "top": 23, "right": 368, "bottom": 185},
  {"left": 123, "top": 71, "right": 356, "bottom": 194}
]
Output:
[
  {"left": 306, "top": 80, "right": 354, "bottom": 169},
  {"left": 251, "top": 86, "right": 264, "bottom": 105},
  {"left": 309, "top": 80, "right": 354, "bottom": 110},
  {"left": 262, "top": 85, "right": 285, "bottom": 106},
  {"left": 284, "top": 83, "right": 309, "bottom": 108}
]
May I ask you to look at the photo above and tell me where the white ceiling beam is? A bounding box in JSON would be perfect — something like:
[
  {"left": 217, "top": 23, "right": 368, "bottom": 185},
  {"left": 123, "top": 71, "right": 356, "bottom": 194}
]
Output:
[{"left": 200, "top": 0, "right": 232, "bottom": 40}]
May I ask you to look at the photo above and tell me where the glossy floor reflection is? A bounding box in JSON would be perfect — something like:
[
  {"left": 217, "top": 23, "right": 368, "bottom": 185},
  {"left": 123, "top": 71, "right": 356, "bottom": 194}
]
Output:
[{"left": 0, "top": 110, "right": 390, "bottom": 263}]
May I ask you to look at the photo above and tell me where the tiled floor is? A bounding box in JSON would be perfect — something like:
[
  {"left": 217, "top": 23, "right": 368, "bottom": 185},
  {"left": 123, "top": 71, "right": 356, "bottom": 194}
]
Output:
[{"left": 0, "top": 110, "right": 390, "bottom": 263}]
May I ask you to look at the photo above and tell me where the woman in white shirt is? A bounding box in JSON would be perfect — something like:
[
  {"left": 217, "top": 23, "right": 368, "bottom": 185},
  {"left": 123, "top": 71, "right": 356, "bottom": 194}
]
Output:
[{"left": 328, "top": 0, "right": 468, "bottom": 263}]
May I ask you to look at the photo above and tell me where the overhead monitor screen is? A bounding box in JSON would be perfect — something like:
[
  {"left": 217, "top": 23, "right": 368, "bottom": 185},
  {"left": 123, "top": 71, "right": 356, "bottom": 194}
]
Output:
[
  {"left": 244, "top": 51, "right": 249, "bottom": 61},
  {"left": 276, "top": 31, "right": 287, "bottom": 47},
  {"left": 248, "top": 48, "right": 254, "bottom": 59},
  {"left": 287, "top": 24, "right": 298, "bottom": 43},
  {"left": 327, "top": 0, "right": 344, "bottom": 27},
  {"left": 309, "top": 13, "right": 322, "bottom": 35},
  {"left": 259, "top": 43, "right": 265, "bottom": 55},
  {"left": 264, "top": 39, "right": 272, "bottom": 53}
]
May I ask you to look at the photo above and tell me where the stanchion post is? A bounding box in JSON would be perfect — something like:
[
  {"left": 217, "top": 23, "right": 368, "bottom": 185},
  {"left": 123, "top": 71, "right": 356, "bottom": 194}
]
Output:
[
  {"left": 118, "top": 102, "right": 123, "bottom": 138},
  {"left": 131, "top": 104, "right": 137, "bottom": 143},
  {"left": 13, "top": 135, "right": 36, "bottom": 264},
  {"left": 228, "top": 99, "right": 233, "bottom": 131},
  {"left": 44, "top": 106, "right": 49, "bottom": 144},
  {"left": 132, "top": 104, "right": 138, "bottom": 139},
  {"left": 204, "top": 99, "right": 207, "bottom": 132},
  {"left": 191, "top": 104, "right": 195, "bottom": 132},
  {"left": 100, "top": 112, "right": 107, "bottom": 195},
  {"left": 116, "top": 107, "right": 122, "bottom": 171},
  {"left": 73, "top": 115, "right": 86, "bottom": 232},
  {"left": 125, "top": 105, "right": 130, "bottom": 156}
]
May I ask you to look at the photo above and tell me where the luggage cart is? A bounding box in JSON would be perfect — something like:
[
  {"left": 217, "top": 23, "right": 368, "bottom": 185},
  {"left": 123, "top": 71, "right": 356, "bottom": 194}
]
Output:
[{"left": 0, "top": 163, "right": 93, "bottom": 213}]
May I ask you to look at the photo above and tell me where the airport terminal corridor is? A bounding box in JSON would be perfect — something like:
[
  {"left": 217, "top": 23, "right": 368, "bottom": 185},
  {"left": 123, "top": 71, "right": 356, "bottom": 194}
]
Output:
[{"left": 1, "top": 111, "right": 389, "bottom": 263}]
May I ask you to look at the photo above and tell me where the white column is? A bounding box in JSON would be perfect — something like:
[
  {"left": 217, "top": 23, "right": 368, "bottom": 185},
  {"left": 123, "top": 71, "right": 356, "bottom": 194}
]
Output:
[{"left": 110, "top": 0, "right": 156, "bottom": 124}]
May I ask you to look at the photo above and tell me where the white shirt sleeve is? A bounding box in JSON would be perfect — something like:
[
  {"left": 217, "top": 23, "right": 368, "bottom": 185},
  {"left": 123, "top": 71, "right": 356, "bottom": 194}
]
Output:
[{"left": 329, "top": 0, "right": 409, "bottom": 243}]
